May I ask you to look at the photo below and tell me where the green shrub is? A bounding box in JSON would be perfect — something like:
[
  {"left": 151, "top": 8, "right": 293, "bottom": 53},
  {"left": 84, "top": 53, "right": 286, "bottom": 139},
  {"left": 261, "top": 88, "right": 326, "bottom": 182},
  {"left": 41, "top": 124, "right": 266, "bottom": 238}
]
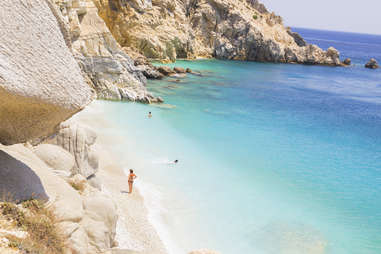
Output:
[{"left": 253, "top": 14, "right": 258, "bottom": 20}]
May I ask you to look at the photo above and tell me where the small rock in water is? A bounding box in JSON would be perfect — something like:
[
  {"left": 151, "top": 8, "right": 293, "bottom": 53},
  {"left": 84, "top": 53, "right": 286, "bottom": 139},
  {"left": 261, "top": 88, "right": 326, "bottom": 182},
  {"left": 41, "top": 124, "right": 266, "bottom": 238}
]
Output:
[
  {"left": 343, "top": 58, "right": 351, "bottom": 65},
  {"left": 173, "top": 67, "right": 186, "bottom": 73},
  {"left": 365, "top": 58, "right": 379, "bottom": 69},
  {"left": 157, "top": 66, "right": 175, "bottom": 75}
]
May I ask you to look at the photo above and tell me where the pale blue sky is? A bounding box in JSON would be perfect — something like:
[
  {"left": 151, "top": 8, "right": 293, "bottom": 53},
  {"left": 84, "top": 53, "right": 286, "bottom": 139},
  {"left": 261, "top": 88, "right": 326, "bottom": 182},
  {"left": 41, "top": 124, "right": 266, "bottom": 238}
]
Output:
[{"left": 260, "top": 0, "right": 381, "bottom": 35}]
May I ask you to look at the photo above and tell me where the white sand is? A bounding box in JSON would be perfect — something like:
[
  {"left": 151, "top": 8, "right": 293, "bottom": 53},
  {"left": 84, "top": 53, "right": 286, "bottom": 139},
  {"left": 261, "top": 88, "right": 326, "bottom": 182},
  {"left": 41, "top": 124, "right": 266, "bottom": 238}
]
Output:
[{"left": 72, "top": 102, "right": 168, "bottom": 254}]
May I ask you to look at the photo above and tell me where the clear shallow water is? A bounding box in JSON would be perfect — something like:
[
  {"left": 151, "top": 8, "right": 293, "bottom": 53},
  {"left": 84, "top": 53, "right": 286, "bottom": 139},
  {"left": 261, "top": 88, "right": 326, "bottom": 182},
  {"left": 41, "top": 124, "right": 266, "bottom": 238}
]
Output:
[{"left": 100, "top": 29, "right": 381, "bottom": 254}]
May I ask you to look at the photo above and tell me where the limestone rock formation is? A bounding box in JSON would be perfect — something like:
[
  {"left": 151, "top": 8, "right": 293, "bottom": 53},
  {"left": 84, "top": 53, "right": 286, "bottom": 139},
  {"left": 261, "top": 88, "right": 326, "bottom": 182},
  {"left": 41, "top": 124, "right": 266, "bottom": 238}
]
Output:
[
  {"left": 34, "top": 144, "right": 75, "bottom": 174},
  {"left": 365, "top": 58, "right": 379, "bottom": 69},
  {"left": 54, "top": 121, "right": 99, "bottom": 178},
  {"left": 0, "top": 143, "right": 119, "bottom": 254},
  {"left": 0, "top": 150, "right": 48, "bottom": 202},
  {"left": 51, "top": 0, "right": 162, "bottom": 102},
  {"left": 0, "top": 0, "right": 93, "bottom": 145},
  {"left": 82, "top": 194, "right": 118, "bottom": 252},
  {"left": 93, "top": 0, "right": 342, "bottom": 65}
]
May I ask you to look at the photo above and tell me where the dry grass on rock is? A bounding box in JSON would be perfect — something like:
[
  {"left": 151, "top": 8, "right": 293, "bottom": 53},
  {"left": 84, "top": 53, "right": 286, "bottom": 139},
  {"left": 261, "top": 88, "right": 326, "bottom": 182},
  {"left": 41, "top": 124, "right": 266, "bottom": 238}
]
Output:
[{"left": 0, "top": 200, "right": 65, "bottom": 254}]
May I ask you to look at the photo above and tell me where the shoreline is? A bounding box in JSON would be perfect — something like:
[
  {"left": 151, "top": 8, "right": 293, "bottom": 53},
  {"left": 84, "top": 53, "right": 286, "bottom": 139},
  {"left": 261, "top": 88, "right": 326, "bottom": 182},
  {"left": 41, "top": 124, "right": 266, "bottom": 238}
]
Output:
[{"left": 71, "top": 101, "right": 174, "bottom": 254}]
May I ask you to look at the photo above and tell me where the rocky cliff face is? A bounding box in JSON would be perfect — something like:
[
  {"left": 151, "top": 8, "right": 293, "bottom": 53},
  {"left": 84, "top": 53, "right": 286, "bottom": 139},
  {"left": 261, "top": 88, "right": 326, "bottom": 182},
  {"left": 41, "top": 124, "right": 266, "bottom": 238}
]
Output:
[
  {"left": 93, "top": 0, "right": 342, "bottom": 65},
  {"left": 0, "top": 0, "right": 93, "bottom": 145},
  {"left": 1, "top": 141, "right": 118, "bottom": 254},
  {"left": 50, "top": 0, "right": 161, "bottom": 102}
]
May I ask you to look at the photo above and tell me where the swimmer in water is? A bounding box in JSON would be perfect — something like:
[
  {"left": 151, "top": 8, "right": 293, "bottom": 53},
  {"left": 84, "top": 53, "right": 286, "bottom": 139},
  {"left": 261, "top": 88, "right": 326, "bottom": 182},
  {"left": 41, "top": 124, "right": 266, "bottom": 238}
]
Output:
[
  {"left": 148, "top": 112, "right": 152, "bottom": 118},
  {"left": 174, "top": 160, "right": 178, "bottom": 164}
]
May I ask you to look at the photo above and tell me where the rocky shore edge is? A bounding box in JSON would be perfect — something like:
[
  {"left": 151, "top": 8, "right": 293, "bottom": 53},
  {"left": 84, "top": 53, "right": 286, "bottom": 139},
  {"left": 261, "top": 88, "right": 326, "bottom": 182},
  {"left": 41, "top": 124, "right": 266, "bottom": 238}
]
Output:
[
  {"left": 0, "top": 0, "right": 379, "bottom": 253},
  {"left": 50, "top": 0, "right": 361, "bottom": 106}
]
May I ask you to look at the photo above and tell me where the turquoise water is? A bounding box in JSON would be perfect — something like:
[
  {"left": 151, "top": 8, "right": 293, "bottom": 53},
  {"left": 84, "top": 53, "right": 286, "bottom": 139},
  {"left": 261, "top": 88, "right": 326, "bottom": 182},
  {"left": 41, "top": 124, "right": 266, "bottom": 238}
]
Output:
[{"left": 100, "top": 29, "right": 381, "bottom": 254}]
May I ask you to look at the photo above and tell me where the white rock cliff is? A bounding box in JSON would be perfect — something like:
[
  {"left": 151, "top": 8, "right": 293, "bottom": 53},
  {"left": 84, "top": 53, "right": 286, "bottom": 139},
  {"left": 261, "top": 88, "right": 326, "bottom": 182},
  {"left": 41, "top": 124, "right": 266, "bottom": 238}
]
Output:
[
  {"left": 51, "top": 0, "right": 162, "bottom": 102},
  {"left": 0, "top": 0, "right": 93, "bottom": 145}
]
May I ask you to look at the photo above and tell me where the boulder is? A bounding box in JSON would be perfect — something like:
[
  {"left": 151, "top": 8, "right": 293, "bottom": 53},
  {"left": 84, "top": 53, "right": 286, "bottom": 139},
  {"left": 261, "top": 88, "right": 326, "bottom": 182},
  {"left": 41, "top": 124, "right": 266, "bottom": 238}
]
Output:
[
  {"left": 0, "top": 144, "right": 84, "bottom": 222},
  {"left": 157, "top": 66, "right": 176, "bottom": 75},
  {"left": 0, "top": 150, "right": 48, "bottom": 202},
  {"left": 136, "top": 65, "right": 164, "bottom": 79},
  {"left": 82, "top": 194, "right": 118, "bottom": 252},
  {"left": 325, "top": 47, "right": 341, "bottom": 65},
  {"left": 365, "top": 58, "right": 379, "bottom": 69},
  {"left": 343, "top": 58, "right": 351, "bottom": 65},
  {"left": 34, "top": 144, "right": 75, "bottom": 173},
  {"left": 68, "top": 226, "right": 89, "bottom": 254},
  {"left": 174, "top": 67, "right": 186, "bottom": 73},
  {"left": 58, "top": 221, "right": 80, "bottom": 239},
  {"left": 55, "top": 122, "right": 99, "bottom": 178},
  {"left": 0, "top": 0, "right": 92, "bottom": 145}
]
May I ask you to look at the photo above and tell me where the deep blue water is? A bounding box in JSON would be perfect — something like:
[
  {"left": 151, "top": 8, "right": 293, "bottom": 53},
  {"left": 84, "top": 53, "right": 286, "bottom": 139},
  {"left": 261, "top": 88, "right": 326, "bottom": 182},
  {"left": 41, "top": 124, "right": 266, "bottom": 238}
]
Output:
[
  {"left": 103, "top": 29, "right": 381, "bottom": 254},
  {"left": 294, "top": 27, "right": 381, "bottom": 64}
]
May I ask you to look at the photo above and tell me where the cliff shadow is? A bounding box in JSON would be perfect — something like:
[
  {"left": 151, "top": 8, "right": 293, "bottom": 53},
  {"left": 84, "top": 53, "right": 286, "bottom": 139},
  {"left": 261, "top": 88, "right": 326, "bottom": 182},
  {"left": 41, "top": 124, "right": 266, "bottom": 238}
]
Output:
[{"left": 0, "top": 150, "right": 48, "bottom": 203}]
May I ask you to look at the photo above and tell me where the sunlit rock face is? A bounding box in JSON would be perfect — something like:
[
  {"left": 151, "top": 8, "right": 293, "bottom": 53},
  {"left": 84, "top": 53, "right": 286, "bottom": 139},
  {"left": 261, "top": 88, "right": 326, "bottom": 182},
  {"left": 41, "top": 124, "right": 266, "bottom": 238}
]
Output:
[
  {"left": 93, "top": 0, "right": 342, "bottom": 65},
  {"left": 0, "top": 0, "right": 92, "bottom": 145},
  {"left": 51, "top": 0, "right": 158, "bottom": 102}
]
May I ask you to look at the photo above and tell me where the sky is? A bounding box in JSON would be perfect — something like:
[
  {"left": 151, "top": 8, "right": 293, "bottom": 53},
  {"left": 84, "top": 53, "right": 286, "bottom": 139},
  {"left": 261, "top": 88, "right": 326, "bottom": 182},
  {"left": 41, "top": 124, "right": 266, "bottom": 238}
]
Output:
[{"left": 260, "top": 0, "right": 381, "bottom": 35}]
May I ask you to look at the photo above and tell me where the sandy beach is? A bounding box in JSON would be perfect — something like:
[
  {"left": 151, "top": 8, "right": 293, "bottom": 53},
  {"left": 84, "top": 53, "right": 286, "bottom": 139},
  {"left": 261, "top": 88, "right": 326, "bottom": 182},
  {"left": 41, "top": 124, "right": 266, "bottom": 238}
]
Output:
[{"left": 72, "top": 102, "right": 168, "bottom": 254}]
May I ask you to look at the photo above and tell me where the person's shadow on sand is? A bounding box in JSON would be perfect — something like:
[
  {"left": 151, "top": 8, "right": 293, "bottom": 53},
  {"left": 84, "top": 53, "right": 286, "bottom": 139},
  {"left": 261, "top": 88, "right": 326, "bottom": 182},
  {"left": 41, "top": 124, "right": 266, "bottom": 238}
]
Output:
[{"left": 120, "top": 191, "right": 129, "bottom": 194}]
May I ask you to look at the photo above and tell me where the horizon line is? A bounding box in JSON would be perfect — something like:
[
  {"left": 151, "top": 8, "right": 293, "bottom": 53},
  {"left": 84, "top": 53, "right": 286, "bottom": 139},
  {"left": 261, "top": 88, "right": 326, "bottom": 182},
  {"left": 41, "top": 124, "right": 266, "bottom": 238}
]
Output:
[{"left": 290, "top": 26, "right": 381, "bottom": 37}]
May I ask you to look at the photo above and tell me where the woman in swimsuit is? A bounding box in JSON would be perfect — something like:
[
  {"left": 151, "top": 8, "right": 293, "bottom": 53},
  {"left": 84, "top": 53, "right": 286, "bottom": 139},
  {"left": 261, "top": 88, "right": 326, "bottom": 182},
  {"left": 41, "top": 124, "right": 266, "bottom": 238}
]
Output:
[{"left": 128, "top": 169, "right": 137, "bottom": 194}]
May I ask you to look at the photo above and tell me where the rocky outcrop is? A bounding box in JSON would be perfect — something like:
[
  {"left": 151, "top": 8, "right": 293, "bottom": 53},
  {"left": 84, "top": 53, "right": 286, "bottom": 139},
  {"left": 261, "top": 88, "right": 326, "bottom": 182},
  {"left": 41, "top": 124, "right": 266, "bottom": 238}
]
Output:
[
  {"left": 82, "top": 194, "right": 118, "bottom": 252},
  {"left": 1, "top": 141, "right": 119, "bottom": 254},
  {"left": 343, "top": 58, "right": 351, "bottom": 65},
  {"left": 287, "top": 29, "right": 307, "bottom": 47},
  {"left": 0, "top": 0, "right": 93, "bottom": 145},
  {"left": 51, "top": 0, "right": 162, "bottom": 102},
  {"left": 54, "top": 121, "right": 99, "bottom": 179},
  {"left": 34, "top": 144, "right": 75, "bottom": 174},
  {"left": 365, "top": 58, "right": 379, "bottom": 69},
  {"left": 93, "top": 0, "right": 342, "bottom": 65},
  {"left": 0, "top": 150, "right": 48, "bottom": 202}
]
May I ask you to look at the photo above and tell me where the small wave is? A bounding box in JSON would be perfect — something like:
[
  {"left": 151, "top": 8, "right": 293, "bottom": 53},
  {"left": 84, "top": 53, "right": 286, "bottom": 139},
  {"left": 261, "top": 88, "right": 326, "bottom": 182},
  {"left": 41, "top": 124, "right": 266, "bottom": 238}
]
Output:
[{"left": 135, "top": 181, "right": 184, "bottom": 254}]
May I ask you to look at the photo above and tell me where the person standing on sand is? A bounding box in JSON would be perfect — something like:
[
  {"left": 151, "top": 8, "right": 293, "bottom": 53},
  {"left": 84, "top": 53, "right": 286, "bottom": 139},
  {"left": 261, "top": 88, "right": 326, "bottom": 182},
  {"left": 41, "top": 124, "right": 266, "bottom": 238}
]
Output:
[
  {"left": 128, "top": 169, "right": 137, "bottom": 194},
  {"left": 148, "top": 112, "right": 152, "bottom": 118}
]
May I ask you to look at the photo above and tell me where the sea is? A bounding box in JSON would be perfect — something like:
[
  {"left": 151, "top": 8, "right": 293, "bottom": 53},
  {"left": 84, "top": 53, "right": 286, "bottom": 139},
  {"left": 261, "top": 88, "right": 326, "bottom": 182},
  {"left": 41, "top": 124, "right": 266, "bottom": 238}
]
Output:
[{"left": 95, "top": 28, "right": 381, "bottom": 254}]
